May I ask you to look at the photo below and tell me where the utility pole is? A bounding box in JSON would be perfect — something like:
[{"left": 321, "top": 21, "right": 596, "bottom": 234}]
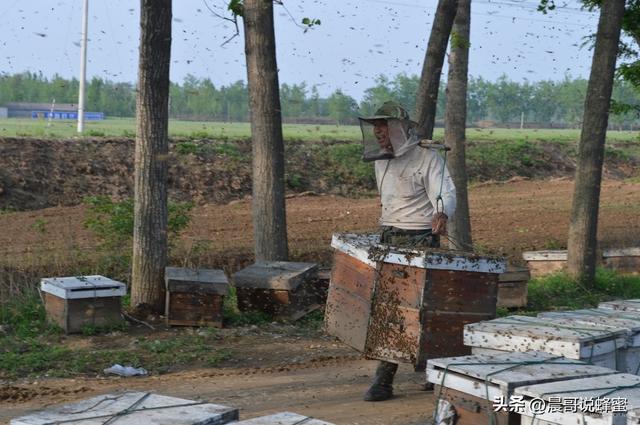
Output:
[{"left": 77, "top": 0, "right": 89, "bottom": 133}]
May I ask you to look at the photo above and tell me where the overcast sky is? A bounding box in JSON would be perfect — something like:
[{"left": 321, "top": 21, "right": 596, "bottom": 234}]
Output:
[{"left": 0, "top": 0, "right": 600, "bottom": 100}]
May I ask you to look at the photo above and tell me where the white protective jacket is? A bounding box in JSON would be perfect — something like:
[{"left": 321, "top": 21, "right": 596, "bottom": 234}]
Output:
[{"left": 374, "top": 135, "right": 457, "bottom": 230}]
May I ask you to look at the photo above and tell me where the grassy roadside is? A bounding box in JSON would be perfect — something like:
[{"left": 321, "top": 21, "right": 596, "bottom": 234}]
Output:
[{"left": 2, "top": 117, "right": 640, "bottom": 143}]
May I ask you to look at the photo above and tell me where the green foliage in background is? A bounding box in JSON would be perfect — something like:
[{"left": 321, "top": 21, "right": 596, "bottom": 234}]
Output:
[{"left": 527, "top": 268, "right": 640, "bottom": 312}]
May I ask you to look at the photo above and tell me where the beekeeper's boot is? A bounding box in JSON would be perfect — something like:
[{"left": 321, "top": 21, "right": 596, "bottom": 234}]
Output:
[{"left": 363, "top": 360, "right": 398, "bottom": 402}]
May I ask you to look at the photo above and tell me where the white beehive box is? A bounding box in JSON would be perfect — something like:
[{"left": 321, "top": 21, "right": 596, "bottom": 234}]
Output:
[
  {"left": 629, "top": 407, "right": 640, "bottom": 425},
  {"left": 40, "top": 275, "right": 127, "bottom": 333},
  {"left": 516, "top": 373, "right": 640, "bottom": 425},
  {"left": 10, "top": 391, "right": 239, "bottom": 425},
  {"left": 539, "top": 309, "right": 640, "bottom": 374},
  {"left": 231, "top": 412, "right": 334, "bottom": 424},
  {"left": 464, "top": 315, "right": 627, "bottom": 369},
  {"left": 426, "top": 351, "right": 616, "bottom": 425}
]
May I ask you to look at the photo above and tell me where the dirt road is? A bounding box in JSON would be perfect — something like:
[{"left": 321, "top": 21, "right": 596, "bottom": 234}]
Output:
[{"left": 1, "top": 359, "right": 436, "bottom": 425}]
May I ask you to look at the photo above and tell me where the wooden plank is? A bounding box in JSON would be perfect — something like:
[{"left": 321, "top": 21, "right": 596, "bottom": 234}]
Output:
[
  {"left": 166, "top": 292, "right": 223, "bottom": 328},
  {"left": 44, "top": 293, "right": 68, "bottom": 332},
  {"left": 499, "top": 265, "right": 530, "bottom": 283},
  {"left": 522, "top": 251, "right": 568, "bottom": 261},
  {"left": 10, "top": 391, "right": 239, "bottom": 425},
  {"left": 233, "top": 261, "right": 318, "bottom": 291},
  {"left": 365, "top": 305, "right": 421, "bottom": 363},
  {"left": 167, "top": 281, "right": 228, "bottom": 295},
  {"left": 527, "top": 260, "right": 567, "bottom": 278},
  {"left": 603, "top": 248, "right": 640, "bottom": 258},
  {"left": 324, "top": 250, "right": 375, "bottom": 352},
  {"left": 325, "top": 286, "right": 370, "bottom": 352},
  {"left": 603, "top": 256, "right": 640, "bottom": 275},
  {"left": 66, "top": 297, "right": 123, "bottom": 333},
  {"left": 231, "top": 412, "right": 334, "bottom": 424},
  {"left": 419, "top": 311, "right": 485, "bottom": 367},
  {"left": 497, "top": 281, "right": 528, "bottom": 308},
  {"left": 425, "top": 269, "right": 498, "bottom": 314},
  {"left": 328, "top": 251, "right": 376, "bottom": 301}
]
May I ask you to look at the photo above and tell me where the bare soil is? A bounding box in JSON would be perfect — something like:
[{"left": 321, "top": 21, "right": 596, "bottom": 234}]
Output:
[{"left": 2, "top": 179, "right": 638, "bottom": 269}]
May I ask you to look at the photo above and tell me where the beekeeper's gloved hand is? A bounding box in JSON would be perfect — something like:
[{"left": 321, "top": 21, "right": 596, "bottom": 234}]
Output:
[{"left": 431, "top": 212, "right": 448, "bottom": 236}]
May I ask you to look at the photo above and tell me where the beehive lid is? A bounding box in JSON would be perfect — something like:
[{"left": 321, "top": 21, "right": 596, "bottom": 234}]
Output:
[
  {"left": 600, "top": 299, "right": 640, "bottom": 313},
  {"left": 331, "top": 232, "right": 506, "bottom": 274},
  {"left": 165, "top": 267, "right": 229, "bottom": 295},
  {"left": 522, "top": 250, "right": 568, "bottom": 261},
  {"left": 233, "top": 261, "right": 318, "bottom": 290},
  {"left": 464, "top": 315, "right": 627, "bottom": 360},
  {"left": 427, "top": 351, "right": 614, "bottom": 401},
  {"left": 40, "top": 275, "right": 126, "bottom": 300},
  {"left": 539, "top": 309, "right": 640, "bottom": 346},
  {"left": 231, "top": 412, "right": 334, "bottom": 424},
  {"left": 515, "top": 373, "right": 640, "bottom": 425},
  {"left": 10, "top": 391, "right": 239, "bottom": 425}
]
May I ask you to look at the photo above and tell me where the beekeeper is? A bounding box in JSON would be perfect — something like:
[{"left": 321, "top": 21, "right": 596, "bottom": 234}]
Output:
[{"left": 358, "top": 101, "right": 457, "bottom": 402}]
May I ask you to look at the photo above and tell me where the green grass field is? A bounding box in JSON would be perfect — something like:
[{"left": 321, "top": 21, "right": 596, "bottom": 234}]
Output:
[{"left": 1, "top": 117, "right": 639, "bottom": 143}]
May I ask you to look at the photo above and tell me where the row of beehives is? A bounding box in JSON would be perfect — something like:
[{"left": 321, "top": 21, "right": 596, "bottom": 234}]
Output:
[
  {"left": 426, "top": 299, "right": 640, "bottom": 425},
  {"left": 10, "top": 391, "right": 336, "bottom": 425},
  {"left": 40, "top": 261, "right": 324, "bottom": 333}
]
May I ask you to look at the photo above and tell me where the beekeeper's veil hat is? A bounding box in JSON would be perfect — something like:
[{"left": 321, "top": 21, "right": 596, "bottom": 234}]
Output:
[{"left": 358, "top": 101, "right": 420, "bottom": 162}]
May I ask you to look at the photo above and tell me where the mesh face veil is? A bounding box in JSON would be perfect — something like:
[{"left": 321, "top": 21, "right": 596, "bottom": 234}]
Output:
[{"left": 359, "top": 118, "right": 417, "bottom": 162}]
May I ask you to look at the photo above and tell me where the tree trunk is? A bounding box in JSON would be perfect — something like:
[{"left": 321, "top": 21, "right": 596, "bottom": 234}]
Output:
[
  {"left": 567, "top": 0, "right": 625, "bottom": 285},
  {"left": 445, "top": 0, "right": 472, "bottom": 251},
  {"left": 243, "top": 0, "right": 289, "bottom": 261},
  {"left": 131, "top": 0, "right": 172, "bottom": 313},
  {"left": 415, "top": 0, "right": 459, "bottom": 139}
]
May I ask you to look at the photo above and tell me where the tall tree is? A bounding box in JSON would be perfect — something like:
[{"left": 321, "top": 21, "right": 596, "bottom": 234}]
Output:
[
  {"left": 444, "top": 0, "right": 472, "bottom": 251},
  {"left": 131, "top": 0, "right": 172, "bottom": 313},
  {"left": 415, "top": 0, "right": 459, "bottom": 138},
  {"left": 242, "top": 0, "right": 289, "bottom": 261},
  {"left": 567, "top": 0, "right": 625, "bottom": 284}
]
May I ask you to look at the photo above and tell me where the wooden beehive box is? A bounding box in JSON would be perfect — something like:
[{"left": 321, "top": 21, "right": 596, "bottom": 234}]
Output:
[
  {"left": 603, "top": 248, "right": 640, "bottom": 275},
  {"left": 40, "top": 275, "right": 126, "bottom": 334},
  {"left": 539, "top": 308, "right": 640, "bottom": 375},
  {"left": 522, "top": 250, "right": 567, "bottom": 278},
  {"left": 10, "top": 391, "right": 239, "bottom": 425},
  {"left": 233, "top": 261, "right": 323, "bottom": 318},
  {"left": 465, "top": 315, "right": 628, "bottom": 369},
  {"left": 325, "top": 233, "right": 506, "bottom": 369},
  {"left": 426, "top": 351, "right": 615, "bottom": 425},
  {"left": 165, "top": 267, "right": 229, "bottom": 327},
  {"left": 516, "top": 373, "right": 640, "bottom": 425},
  {"left": 497, "top": 264, "right": 530, "bottom": 308},
  {"left": 231, "top": 412, "right": 334, "bottom": 424}
]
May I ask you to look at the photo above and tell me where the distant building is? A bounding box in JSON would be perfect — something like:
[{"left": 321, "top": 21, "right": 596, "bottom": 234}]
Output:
[{"left": 2, "top": 102, "right": 104, "bottom": 120}]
